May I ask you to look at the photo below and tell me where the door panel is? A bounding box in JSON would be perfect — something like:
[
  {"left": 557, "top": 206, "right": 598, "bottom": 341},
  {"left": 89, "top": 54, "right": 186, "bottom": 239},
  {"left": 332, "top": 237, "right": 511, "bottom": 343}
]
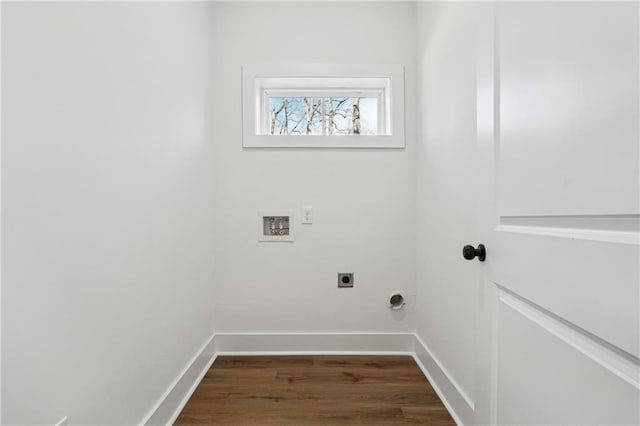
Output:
[
  {"left": 497, "top": 295, "right": 639, "bottom": 425},
  {"left": 493, "top": 230, "right": 639, "bottom": 357},
  {"left": 498, "top": 2, "right": 639, "bottom": 216},
  {"left": 476, "top": 2, "right": 640, "bottom": 424}
]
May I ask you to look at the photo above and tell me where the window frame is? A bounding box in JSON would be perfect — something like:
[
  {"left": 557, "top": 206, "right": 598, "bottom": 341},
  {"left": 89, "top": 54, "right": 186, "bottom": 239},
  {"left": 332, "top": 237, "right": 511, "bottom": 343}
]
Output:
[{"left": 242, "top": 64, "right": 405, "bottom": 148}]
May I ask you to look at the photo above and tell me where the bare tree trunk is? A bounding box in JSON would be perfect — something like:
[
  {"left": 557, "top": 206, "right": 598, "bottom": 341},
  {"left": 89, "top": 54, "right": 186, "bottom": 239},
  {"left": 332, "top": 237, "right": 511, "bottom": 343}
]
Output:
[
  {"left": 352, "top": 97, "right": 361, "bottom": 135},
  {"left": 325, "top": 98, "right": 335, "bottom": 135},
  {"left": 304, "top": 97, "right": 316, "bottom": 135},
  {"left": 270, "top": 100, "right": 286, "bottom": 135},
  {"left": 280, "top": 99, "right": 289, "bottom": 134}
]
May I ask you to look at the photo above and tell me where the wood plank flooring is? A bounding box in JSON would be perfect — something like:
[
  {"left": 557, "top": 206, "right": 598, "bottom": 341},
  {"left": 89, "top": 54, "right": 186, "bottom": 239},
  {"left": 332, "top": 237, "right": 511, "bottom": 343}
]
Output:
[{"left": 175, "top": 356, "right": 455, "bottom": 425}]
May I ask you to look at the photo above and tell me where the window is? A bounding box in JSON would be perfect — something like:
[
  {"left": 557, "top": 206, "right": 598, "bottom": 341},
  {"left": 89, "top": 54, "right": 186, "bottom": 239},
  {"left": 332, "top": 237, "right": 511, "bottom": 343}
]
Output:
[
  {"left": 242, "top": 64, "right": 405, "bottom": 148},
  {"left": 267, "top": 95, "right": 380, "bottom": 136}
]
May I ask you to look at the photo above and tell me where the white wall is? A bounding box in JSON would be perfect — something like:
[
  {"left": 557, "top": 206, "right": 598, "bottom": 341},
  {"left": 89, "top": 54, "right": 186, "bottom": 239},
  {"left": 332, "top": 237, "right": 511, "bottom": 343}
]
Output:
[
  {"left": 210, "top": 2, "right": 418, "bottom": 333},
  {"left": 1, "top": 2, "right": 216, "bottom": 424},
  {"left": 414, "top": 1, "right": 481, "bottom": 416}
]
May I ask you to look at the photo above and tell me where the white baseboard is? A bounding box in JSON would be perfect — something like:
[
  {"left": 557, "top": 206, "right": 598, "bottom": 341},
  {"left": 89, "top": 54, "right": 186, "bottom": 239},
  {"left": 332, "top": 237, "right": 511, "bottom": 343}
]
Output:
[
  {"left": 143, "top": 332, "right": 470, "bottom": 425},
  {"left": 142, "top": 334, "right": 217, "bottom": 426},
  {"left": 412, "top": 333, "right": 474, "bottom": 426},
  {"left": 214, "top": 332, "right": 416, "bottom": 355}
]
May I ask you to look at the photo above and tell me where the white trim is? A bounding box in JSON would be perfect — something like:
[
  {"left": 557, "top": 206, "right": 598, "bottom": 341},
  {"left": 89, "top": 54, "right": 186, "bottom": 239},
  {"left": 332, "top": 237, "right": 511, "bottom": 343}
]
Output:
[
  {"left": 499, "top": 290, "right": 640, "bottom": 390},
  {"left": 216, "top": 350, "right": 414, "bottom": 356},
  {"left": 54, "top": 416, "right": 68, "bottom": 426},
  {"left": 495, "top": 224, "right": 639, "bottom": 245},
  {"left": 213, "top": 331, "right": 412, "bottom": 335},
  {"left": 413, "top": 334, "right": 474, "bottom": 426},
  {"left": 5, "top": 1, "right": 611, "bottom": 4},
  {"left": 142, "top": 333, "right": 217, "bottom": 426},
  {"left": 242, "top": 64, "right": 405, "bottom": 148},
  {"left": 0, "top": 1, "right": 3, "bottom": 420},
  {"left": 213, "top": 332, "right": 416, "bottom": 354}
]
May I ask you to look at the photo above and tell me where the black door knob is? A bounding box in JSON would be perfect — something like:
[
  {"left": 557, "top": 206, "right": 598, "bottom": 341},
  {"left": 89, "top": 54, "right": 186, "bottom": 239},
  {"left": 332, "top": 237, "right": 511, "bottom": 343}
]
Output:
[{"left": 463, "top": 244, "right": 486, "bottom": 262}]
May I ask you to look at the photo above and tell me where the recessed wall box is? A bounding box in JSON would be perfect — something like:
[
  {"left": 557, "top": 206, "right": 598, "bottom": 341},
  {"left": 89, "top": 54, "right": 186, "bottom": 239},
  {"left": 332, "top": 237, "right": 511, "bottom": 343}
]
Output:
[
  {"left": 258, "top": 210, "right": 294, "bottom": 242},
  {"left": 338, "top": 273, "right": 354, "bottom": 288}
]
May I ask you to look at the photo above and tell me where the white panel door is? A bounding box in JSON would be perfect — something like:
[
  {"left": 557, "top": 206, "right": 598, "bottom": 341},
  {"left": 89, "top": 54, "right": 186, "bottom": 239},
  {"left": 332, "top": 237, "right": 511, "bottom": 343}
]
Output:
[{"left": 474, "top": 2, "right": 639, "bottom": 425}]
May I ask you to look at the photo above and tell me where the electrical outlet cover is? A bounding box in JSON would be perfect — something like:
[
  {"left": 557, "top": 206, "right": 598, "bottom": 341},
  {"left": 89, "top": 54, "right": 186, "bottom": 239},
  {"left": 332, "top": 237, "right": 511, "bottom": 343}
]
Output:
[{"left": 302, "top": 206, "right": 313, "bottom": 224}]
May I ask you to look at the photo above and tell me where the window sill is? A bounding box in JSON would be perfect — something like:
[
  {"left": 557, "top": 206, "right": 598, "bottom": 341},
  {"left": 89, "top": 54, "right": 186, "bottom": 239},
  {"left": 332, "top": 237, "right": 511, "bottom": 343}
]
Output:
[{"left": 242, "top": 134, "right": 404, "bottom": 149}]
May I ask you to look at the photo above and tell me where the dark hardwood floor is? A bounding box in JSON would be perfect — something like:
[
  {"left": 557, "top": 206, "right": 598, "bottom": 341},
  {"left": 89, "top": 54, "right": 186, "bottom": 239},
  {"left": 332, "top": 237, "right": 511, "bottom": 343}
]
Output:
[{"left": 175, "top": 355, "right": 455, "bottom": 425}]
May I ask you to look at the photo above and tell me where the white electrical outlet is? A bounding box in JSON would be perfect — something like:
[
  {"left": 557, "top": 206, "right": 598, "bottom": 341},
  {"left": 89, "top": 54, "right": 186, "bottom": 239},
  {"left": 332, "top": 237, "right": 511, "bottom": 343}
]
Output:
[
  {"left": 55, "top": 416, "right": 68, "bottom": 426},
  {"left": 302, "top": 206, "right": 313, "bottom": 224}
]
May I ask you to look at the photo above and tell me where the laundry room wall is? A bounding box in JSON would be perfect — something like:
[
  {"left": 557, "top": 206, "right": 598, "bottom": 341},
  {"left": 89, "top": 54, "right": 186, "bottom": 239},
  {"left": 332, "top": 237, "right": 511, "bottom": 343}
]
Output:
[
  {"left": 210, "top": 1, "right": 418, "bottom": 334},
  {"left": 2, "top": 2, "right": 216, "bottom": 424}
]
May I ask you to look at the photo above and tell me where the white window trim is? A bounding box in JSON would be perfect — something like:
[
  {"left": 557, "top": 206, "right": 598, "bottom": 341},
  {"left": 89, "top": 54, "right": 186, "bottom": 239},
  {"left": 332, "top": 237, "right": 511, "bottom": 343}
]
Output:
[{"left": 242, "top": 64, "right": 405, "bottom": 148}]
